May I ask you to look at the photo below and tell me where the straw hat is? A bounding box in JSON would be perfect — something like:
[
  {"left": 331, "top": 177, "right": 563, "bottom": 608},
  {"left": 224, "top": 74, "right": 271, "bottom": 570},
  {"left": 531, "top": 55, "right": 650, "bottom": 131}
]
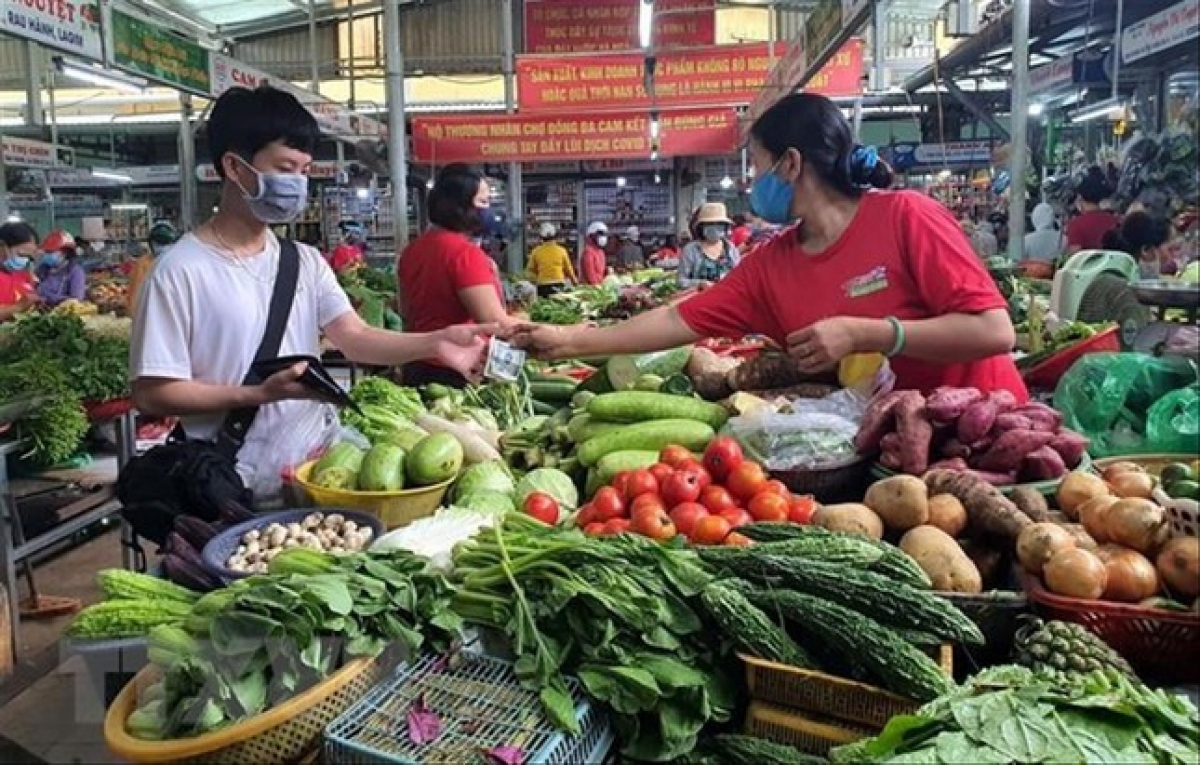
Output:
[{"left": 694, "top": 202, "right": 732, "bottom": 227}]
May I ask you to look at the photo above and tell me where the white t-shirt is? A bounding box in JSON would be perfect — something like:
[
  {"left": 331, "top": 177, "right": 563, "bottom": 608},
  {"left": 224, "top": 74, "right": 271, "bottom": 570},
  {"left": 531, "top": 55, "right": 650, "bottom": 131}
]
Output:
[{"left": 129, "top": 232, "right": 354, "bottom": 489}]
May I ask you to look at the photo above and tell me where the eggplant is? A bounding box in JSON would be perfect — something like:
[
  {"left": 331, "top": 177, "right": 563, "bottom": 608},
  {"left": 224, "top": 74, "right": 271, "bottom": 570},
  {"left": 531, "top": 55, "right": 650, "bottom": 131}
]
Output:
[
  {"left": 173, "top": 515, "right": 220, "bottom": 552},
  {"left": 217, "top": 499, "right": 255, "bottom": 526},
  {"left": 163, "top": 552, "right": 223, "bottom": 593},
  {"left": 164, "top": 532, "right": 205, "bottom": 565}
]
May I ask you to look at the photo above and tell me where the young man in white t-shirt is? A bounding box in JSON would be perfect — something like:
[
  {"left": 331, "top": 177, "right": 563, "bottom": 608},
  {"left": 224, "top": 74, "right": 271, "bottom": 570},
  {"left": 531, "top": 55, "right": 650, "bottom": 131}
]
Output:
[{"left": 130, "top": 85, "right": 491, "bottom": 495}]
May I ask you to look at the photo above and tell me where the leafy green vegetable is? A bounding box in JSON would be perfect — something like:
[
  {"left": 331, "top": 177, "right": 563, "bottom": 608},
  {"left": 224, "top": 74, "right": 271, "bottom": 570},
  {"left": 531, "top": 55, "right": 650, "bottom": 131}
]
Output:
[
  {"left": 515, "top": 467, "right": 578, "bottom": 510},
  {"left": 341, "top": 376, "right": 426, "bottom": 442},
  {"left": 0, "top": 357, "right": 89, "bottom": 466},
  {"left": 454, "top": 460, "right": 516, "bottom": 500},
  {"left": 0, "top": 312, "right": 130, "bottom": 402}
]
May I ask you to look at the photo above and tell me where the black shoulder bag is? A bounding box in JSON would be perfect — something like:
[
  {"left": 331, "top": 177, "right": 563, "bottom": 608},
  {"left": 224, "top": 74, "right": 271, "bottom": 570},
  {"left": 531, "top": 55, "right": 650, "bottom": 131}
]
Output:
[{"left": 118, "top": 239, "right": 301, "bottom": 547}]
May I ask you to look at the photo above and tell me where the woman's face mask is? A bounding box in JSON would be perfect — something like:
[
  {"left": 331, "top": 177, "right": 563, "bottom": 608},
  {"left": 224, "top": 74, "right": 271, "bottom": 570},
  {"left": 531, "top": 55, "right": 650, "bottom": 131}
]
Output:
[
  {"left": 3, "top": 255, "right": 31, "bottom": 272},
  {"left": 233, "top": 156, "right": 309, "bottom": 224},
  {"left": 40, "top": 253, "right": 64, "bottom": 269},
  {"left": 595, "top": 235, "right": 608, "bottom": 247},
  {"left": 750, "top": 155, "right": 797, "bottom": 225},
  {"left": 701, "top": 225, "right": 725, "bottom": 243}
]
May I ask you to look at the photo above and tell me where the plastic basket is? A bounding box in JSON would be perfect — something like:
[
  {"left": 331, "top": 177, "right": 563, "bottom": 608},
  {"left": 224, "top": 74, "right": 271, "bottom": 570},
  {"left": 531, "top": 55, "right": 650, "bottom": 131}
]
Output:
[
  {"left": 1021, "top": 326, "right": 1120, "bottom": 389},
  {"left": 770, "top": 456, "right": 870, "bottom": 504},
  {"left": 324, "top": 652, "right": 613, "bottom": 764},
  {"left": 200, "top": 509, "right": 387, "bottom": 580},
  {"left": 940, "top": 589, "right": 1029, "bottom": 674},
  {"left": 105, "top": 653, "right": 388, "bottom": 764},
  {"left": 740, "top": 645, "right": 953, "bottom": 730},
  {"left": 744, "top": 701, "right": 874, "bottom": 757},
  {"left": 1021, "top": 571, "right": 1200, "bottom": 684},
  {"left": 293, "top": 461, "right": 452, "bottom": 530}
]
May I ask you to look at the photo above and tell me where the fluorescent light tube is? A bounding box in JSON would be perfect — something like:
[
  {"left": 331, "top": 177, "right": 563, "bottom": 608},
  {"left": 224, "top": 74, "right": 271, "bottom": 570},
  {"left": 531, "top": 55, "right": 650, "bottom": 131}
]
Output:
[
  {"left": 92, "top": 169, "right": 133, "bottom": 182},
  {"left": 110, "top": 203, "right": 149, "bottom": 211},
  {"left": 58, "top": 61, "right": 146, "bottom": 94},
  {"left": 1071, "top": 96, "right": 1127, "bottom": 122},
  {"left": 639, "top": 0, "right": 654, "bottom": 49}
]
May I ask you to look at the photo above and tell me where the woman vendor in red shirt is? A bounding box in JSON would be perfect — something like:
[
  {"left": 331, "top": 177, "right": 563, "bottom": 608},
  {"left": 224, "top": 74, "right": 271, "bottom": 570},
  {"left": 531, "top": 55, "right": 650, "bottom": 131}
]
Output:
[
  {"left": 514, "top": 94, "right": 1025, "bottom": 399},
  {"left": 398, "top": 164, "right": 512, "bottom": 387}
]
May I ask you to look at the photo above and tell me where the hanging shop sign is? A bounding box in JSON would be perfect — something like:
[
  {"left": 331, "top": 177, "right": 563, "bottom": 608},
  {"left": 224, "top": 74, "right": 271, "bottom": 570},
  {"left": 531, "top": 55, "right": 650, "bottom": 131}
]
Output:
[
  {"left": 10, "top": 193, "right": 104, "bottom": 216},
  {"left": 411, "top": 108, "right": 739, "bottom": 164},
  {"left": 517, "top": 43, "right": 772, "bottom": 112},
  {"left": 47, "top": 165, "right": 181, "bottom": 187},
  {"left": 801, "top": 36, "right": 863, "bottom": 97},
  {"left": 0, "top": 0, "right": 105, "bottom": 61},
  {"left": 887, "top": 141, "right": 995, "bottom": 172},
  {"left": 1029, "top": 56, "right": 1076, "bottom": 95},
  {"left": 2, "top": 136, "right": 74, "bottom": 169},
  {"left": 523, "top": 0, "right": 715, "bottom": 54},
  {"left": 195, "top": 161, "right": 341, "bottom": 183},
  {"left": 109, "top": 8, "right": 210, "bottom": 95},
  {"left": 1121, "top": 0, "right": 1199, "bottom": 64}
]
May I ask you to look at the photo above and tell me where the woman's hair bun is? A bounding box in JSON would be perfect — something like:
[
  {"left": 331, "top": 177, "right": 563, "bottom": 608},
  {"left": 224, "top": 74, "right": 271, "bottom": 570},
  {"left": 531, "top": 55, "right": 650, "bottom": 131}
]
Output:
[{"left": 849, "top": 144, "right": 894, "bottom": 189}]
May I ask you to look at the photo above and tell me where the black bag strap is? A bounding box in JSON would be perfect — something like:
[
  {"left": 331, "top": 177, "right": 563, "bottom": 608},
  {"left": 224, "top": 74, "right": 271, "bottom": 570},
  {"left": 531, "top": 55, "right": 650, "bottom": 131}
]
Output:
[{"left": 214, "top": 238, "right": 301, "bottom": 459}]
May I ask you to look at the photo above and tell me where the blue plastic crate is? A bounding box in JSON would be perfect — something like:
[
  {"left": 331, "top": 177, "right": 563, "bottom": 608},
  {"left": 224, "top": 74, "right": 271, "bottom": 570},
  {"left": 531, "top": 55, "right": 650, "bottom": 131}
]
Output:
[{"left": 324, "top": 653, "right": 613, "bottom": 764}]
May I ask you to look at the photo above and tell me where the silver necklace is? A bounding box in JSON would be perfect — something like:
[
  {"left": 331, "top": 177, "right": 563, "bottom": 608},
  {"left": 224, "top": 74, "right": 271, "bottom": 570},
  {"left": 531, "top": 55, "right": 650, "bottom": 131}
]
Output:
[{"left": 205, "top": 223, "right": 274, "bottom": 284}]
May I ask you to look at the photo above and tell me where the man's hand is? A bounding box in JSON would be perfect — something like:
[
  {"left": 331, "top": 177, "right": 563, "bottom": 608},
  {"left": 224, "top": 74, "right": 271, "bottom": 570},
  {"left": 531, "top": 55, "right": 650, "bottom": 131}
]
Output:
[
  {"left": 428, "top": 324, "right": 494, "bottom": 382},
  {"left": 257, "top": 362, "right": 315, "bottom": 404},
  {"left": 508, "top": 322, "right": 579, "bottom": 361}
]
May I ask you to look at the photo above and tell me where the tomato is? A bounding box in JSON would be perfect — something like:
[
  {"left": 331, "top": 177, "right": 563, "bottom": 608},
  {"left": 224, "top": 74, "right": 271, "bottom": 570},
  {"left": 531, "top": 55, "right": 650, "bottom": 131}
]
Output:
[
  {"left": 700, "top": 485, "right": 738, "bottom": 515},
  {"left": 648, "top": 462, "right": 674, "bottom": 486},
  {"left": 601, "top": 518, "right": 632, "bottom": 536},
  {"left": 724, "top": 531, "right": 754, "bottom": 547},
  {"left": 611, "top": 471, "right": 633, "bottom": 499},
  {"left": 630, "top": 493, "right": 666, "bottom": 517},
  {"left": 576, "top": 503, "right": 597, "bottom": 528},
  {"left": 788, "top": 494, "right": 818, "bottom": 525},
  {"left": 748, "top": 492, "right": 790, "bottom": 522},
  {"left": 718, "top": 507, "right": 754, "bottom": 528},
  {"left": 676, "top": 459, "right": 713, "bottom": 492},
  {"left": 659, "top": 444, "right": 693, "bottom": 468},
  {"left": 703, "top": 436, "right": 745, "bottom": 482},
  {"left": 624, "top": 469, "right": 660, "bottom": 502},
  {"left": 727, "top": 462, "right": 769, "bottom": 501},
  {"left": 591, "top": 486, "right": 626, "bottom": 521},
  {"left": 661, "top": 470, "right": 702, "bottom": 508},
  {"left": 523, "top": 492, "right": 560, "bottom": 525},
  {"left": 631, "top": 503, "right": 677, "bottom": 541},
  {"left": 761, "top": 479, "right": 791, "bottom": 498},
  {"left": 691, "top": 514, "right": 732, "bottom": 545},
  {"left": 669, "top": 502, "right": 709, "bottom": 537},
  {"left": 583, "top": 522, "right": 606, "bottom": 536}
]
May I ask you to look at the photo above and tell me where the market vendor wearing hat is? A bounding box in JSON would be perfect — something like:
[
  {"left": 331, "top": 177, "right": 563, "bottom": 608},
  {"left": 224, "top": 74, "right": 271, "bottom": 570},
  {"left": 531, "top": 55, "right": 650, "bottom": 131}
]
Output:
[
  {"left": 513, "top": 93, "right": 1025, "bottom": 399},
  {"left": 617, "top": 226, "right": 645, "bottom": 270},
  {"left": 0, "top": 222, "right": 40, "bottom": 322},
  {"left": 581, "top": 221, "right": 609, "bottom": 285},
  {"left": 678, "top": 202, "right": 741, "bottom": 290},
  {"left": 35, "top": 230, "right": 87, "bottom": 307},
  {"left": 527, "top": 222, "right": 576, "bottom": 297}
]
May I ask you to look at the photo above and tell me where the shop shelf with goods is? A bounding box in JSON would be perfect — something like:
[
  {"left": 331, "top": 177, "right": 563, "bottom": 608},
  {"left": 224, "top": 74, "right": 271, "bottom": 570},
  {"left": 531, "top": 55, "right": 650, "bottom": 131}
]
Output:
[
  {"left": 583, "top": 177, "right": 673, "bottom": 244},
  {"left": 524, "top": 180, "right": 580, "bottom": 249}
]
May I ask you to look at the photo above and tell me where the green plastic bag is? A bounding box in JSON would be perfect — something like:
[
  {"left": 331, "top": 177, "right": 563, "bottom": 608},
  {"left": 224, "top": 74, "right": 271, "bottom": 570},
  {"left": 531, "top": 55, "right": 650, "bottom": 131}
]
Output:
[{"left": 1054, "top": 352, "right": 1199, "bottom": 457}]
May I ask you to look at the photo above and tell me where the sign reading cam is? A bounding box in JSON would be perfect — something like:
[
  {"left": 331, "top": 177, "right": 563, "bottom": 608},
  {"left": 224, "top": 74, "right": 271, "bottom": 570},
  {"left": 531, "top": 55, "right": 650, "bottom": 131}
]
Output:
[{"left": 0, "top": 0, "right": 104, "bottom": 61}]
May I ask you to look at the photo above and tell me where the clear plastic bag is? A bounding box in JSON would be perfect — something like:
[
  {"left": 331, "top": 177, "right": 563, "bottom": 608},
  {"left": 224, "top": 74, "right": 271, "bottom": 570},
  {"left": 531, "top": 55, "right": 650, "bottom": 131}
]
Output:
[
  {"left": 1054, "top": 352, "right": 1199, "bottom": 457},
  {"left": 246, "top": 403, "right": 369, "bottom": 500},
  {"left": 724, "top": 388, "right": 868, "bottom": 470}
]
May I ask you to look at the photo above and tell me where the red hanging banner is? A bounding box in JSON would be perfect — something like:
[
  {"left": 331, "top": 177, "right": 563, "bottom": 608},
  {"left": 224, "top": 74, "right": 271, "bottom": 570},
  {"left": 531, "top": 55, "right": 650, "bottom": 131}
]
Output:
[
  {"left": 523, "top": 0, "right": 716, "bottom": 54},
  {"left": 411, "top": 108, "right": 739, "bottom": 164}
]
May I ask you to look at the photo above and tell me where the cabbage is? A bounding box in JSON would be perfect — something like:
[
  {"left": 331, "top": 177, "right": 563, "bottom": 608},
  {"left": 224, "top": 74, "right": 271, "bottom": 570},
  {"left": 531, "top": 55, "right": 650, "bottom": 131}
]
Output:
[
  {"left": 515, "top": 468, "right": 578, "bottom": 510},
  {"left": 454, "top": 460, "right": 515, "bottom": 500},
  {"left": 459, "top": 491, "right": 516, "bottom": 517}
]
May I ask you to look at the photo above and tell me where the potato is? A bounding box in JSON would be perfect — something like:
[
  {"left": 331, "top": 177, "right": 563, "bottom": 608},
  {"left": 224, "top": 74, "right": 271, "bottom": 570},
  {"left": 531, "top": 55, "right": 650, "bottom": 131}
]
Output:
[
  {"left": 926, "top": 493, "right": 968, "bottom": 537},
  {"left": 864, "top": 475, "right": 930, "bottom": 532},
  {"left": 814, "top": 503, "right": 885, "bottom": 540},
  {"left": 899, "top": 525, "right": 983, "bottom": 593}
]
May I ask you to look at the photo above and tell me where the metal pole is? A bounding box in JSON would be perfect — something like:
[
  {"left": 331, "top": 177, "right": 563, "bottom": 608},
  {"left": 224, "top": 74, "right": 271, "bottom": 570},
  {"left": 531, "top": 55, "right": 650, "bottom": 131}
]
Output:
[
  {"left": 852, "top": 97, "right": 864, "bottom": 140},
  {"left": 0, "top": 134, "right": 8, "bottom": 222},
  {"left": 309, "top": 0, "right": 321, "bottom": 94},
  {"left": 178, "top": 94, "right": 197, "bottom": 230},
  {"left": 347, "top": 0, "right": 357, "bottom": 108},
  {"left": 502, "top": 0, "right": 523, "bottom": 275},
  {"left": 1111, "top": 0, "right": 1123, "bottom": 100},
  {"left": 1007, "top": 0, "right": 1031, "bottom": 261},
  {"left": 47, "top": 69, "right": 57, "bottom": 228},
  {"left": 384, "top": 0, "right": 410, "bottom": 246},
  {"left": 871, "top": 0, "right": 887, "bottom": 91},
  {"left": 24, "top": 43, "right": 43, "bottom": 128}
]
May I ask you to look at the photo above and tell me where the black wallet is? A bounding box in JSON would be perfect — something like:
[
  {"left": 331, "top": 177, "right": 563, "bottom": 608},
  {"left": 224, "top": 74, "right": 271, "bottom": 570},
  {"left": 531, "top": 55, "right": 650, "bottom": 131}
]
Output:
[{"left": 250, "top": 355, "right": 360, "bottom": 412}]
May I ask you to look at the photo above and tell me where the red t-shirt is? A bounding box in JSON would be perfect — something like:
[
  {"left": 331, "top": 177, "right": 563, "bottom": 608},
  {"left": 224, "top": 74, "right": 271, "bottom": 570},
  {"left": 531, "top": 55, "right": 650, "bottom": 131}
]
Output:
[
  {"left": 0, "top": 270, "right": 33, "bottom": 306},
  {"left": 677, "top": 190, "right": 1027, "bottom": 399},
  {"left": 1066, "top": 210, "right": 1120, "bottom": 251},
  {"left": 398, "top": 228, "right": 502, "bottom": 333}
]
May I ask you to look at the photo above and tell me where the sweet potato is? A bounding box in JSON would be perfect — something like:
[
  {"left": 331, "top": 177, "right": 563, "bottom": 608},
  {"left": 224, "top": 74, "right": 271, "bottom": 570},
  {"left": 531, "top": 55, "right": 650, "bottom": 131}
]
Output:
[
  {"left": 1020, "top": 445, "right": 1068, "bottom": 482},
  {"left": 940, "top": 438, "right": 972, "bottom": 459},
  {"left": 727, "top": 353, "right": 807, "bottom": 393},
  {"left": 993, "top": 413, "right": 1035, "bottom": 433},
  {"left": 880, "top": 450, "right": 903, "bottom": 470},
  {"left": 929, "top": 457, "right": 969, "bottom": 472},
  {"left": 957, "top": 399, "right": 999, "bottom": 445},
  {"left": 1013, "top": 403, "right": 1063, "bottom": 432},
  {"left": 974, "top": 429, "right": 1057, "bottom": 473},
  {"left": 1049, "top": 428, "right": 1089, "bottom": 469},
  {"left": 986, "top": 389, "right": 1018, "bottom": 413},
  {"left": 895, "top": 391, "right": 934, "bottom": 475},
  {"left": 854, "top": 390, "right": 906, "bottom": 453},
  {"left": 925, "top": 468, "right": 1033, "bottom": 541},
  {"left": 925, "top": 387, "right": 983, "bottom": 424},
  {"left": 1010, "top": 486, "right": 1053, "bottom": 522},
  {"left": 964, "top": 469, "right": 1017, "bottom": 486},
  {"left": 688, "top": 347, "right": 737, "bottom": 400}
]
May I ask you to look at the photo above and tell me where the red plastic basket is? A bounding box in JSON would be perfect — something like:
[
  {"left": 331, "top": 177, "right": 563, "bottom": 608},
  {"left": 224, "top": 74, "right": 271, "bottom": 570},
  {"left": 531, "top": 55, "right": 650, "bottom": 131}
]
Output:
[
  {"left": 1021, "top": 571, "right": 1200, "bottom": 683},
  {"left": 1021, "top": 326, "right": 1120, "bottom": 389},
  {"left": 84, "top": 397, "right": 134, "bottom": 422}
]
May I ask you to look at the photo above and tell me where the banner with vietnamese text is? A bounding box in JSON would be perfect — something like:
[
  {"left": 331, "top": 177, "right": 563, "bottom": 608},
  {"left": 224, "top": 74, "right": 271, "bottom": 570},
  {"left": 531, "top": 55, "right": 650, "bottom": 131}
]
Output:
[{"left": 523, "top": 0, "right": 715, "bottom": 53}]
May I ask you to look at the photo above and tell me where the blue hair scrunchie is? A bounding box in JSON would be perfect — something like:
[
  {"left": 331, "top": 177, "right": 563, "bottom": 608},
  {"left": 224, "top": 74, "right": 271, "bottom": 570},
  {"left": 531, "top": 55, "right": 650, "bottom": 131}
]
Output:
[{"left": 849, "top": 145, "right": 879, "bottom": 186}]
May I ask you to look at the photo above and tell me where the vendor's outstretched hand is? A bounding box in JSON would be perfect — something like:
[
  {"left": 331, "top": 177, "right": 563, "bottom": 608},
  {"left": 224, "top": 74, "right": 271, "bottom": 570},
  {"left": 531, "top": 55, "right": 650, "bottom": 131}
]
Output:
[
  {"left": 508, "top": 322, "right": 577, "bottom": 361},
  {"left": 787, "top": 317, "right": 859, "bottom": 374},
  {"left": 429, "top": 324, "right": 496, "bottom": 382}
]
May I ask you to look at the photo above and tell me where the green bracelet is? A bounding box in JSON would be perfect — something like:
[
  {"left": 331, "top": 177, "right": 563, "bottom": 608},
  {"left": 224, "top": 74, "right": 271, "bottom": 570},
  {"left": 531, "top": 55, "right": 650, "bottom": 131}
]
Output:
[{"left": 885, "top": 316, "right": 906, "bottom": 358}]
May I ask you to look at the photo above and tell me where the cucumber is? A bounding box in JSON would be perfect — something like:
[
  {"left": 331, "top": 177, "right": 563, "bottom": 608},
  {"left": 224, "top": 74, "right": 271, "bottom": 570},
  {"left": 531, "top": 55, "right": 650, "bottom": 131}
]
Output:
[
  {"left": 588, "top": 391, "right": 729, "bottom": 430},
  {"left": 532, "top": 400, "right": 559, "bottom": 416},
  {"left": 584, "top": 468, "right": 604, "bottom": 498},
  {"left": 567, "top": 414, "right": 623, "bottom": 444},
  {"left": 633, "top": 374, "right": 666, "bottom": 392},
  {"left": 597, "top": 450, "right": 660, "bottom": 482},
  {"left": 605, "top": 347, "right": 691, "bottom": 390},
  {"left": 530, "top": 380, "right": 577, "bottom": 403},
  {"left": 577, "top": 419, "right": 715, "bottom": 466}
]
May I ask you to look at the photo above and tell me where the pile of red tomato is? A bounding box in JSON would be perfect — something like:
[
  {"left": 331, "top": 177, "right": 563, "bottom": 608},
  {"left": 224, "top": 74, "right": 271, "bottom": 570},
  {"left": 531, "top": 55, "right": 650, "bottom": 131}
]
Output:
[{"left": 576, "top": 437, "right": 817, "bottom": 546}]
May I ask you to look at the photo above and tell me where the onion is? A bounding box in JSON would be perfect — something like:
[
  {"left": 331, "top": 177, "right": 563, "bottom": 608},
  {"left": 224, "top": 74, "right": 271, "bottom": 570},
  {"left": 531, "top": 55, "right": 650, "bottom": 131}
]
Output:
[
  {"left": 1108, "top": 471, "right": 1156, "bottom": 500},
  {"left": 1017, "top": 523, "right": 1077, "bottom": 575},
  {"left": 1057, "top": 472, "right": 1110, "bottom": 520},
  {"left": 1078, "top": 495, "right": 1120, "bottom": 544},
  {"left": 1044, "top": 548, "right": 1107, "bottom": 600},
  {"left": 1096, "top": 545, "right": 1160, "bottom": 602},
  {"left": 1156, "top": 537, "right": 1200, "bottom": 599},
  {"left": 1105, "top": 498, "right": 1169, "bottom": 554},
  {"left": 1059, "top": 522, "right": 1098, "bottom": 551},
  {"left": 1100, "top": 461, "right": 1147, "bottom": 483}
]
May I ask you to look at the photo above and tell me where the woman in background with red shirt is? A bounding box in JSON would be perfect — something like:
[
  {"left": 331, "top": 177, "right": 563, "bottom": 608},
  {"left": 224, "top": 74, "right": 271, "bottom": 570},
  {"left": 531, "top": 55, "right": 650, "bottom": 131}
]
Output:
[
  {"left": 1065, "top": 166, "right": 1120, "bottom": 256},
  {"left": 514, "top": 94, "right": 1024, "bottom": 399},
  {"left": 398, "top": 164, "right": 511, "bottom": 387}
]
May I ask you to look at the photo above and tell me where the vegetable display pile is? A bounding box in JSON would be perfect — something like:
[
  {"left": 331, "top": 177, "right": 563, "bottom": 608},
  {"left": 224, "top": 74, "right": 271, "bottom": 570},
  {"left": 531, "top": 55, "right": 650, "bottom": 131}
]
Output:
[
  {"left": 159, "top": 500, "right": 256, "bottom": 593},
  {"left": 0, "top": 358, "right": 89, "bottom": 467},
  {"left": 830, "top": 665, "right": 1199, "bottom": 764},
  {"left": 68, "top": 570, "right": 199, "bottom": 640},
  {"left": 223, "top": 512, "right": 375, "bottom": 574},
  {"left": 1012, "top": 616, "right": 1136, "bottom": 678},
  {"left": 125, "top": 548, "right": 460, "bottom": 740},
  {"left": 309, "top": 434, "right": 463, "bottom": 492},
  {"left": 857, "top": 387, "right": 1089, "bottom": 484},
  {"left": 338, "top": 266, "right": 401, "bottom": 330}
]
